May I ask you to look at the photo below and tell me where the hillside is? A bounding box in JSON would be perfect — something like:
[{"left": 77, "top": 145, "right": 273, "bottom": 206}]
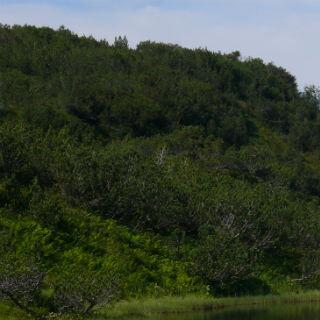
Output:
[{"left": 1, "top": 24, "right": 320, "bottom": 317}]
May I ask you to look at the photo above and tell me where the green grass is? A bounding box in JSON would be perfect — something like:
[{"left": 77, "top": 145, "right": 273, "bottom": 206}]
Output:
[
  {"left": 97, "top": 291, "right": 320, "bottom": 319},
  {"left": 0, "top": 302, "right": 30, "bottom": 320},
  {"left": 2, "top": 292, "right": 320, "bottom": 319}
]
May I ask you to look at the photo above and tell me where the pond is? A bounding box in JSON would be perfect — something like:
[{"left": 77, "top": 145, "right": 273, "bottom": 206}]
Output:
[{"left": 150, "top": 303, "right": 320, "bottom": 320}]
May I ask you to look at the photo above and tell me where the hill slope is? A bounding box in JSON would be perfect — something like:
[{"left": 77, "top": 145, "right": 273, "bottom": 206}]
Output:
[{"left": 1, "top": 24, "right": 320, "bottom": 317}]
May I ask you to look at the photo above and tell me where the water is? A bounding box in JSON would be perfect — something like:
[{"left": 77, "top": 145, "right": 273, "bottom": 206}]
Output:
[
  {"left": 153, "top": 303, "right": 320, "bottom": 320},
  {"left": 208, "top": 304, "right": 320, "bottom": 320}
]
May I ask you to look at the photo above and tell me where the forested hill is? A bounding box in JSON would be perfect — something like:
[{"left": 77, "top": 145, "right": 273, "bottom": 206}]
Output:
[{"left": 1, "top": 24, "right": 320, "bottom": 317}]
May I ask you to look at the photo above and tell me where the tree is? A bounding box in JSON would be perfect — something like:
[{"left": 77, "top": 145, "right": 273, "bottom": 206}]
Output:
[
  {"left": 51, "top": 249, "right": 119, "bottom": 316},
  {"left": 114, "top": 36, "right": 129, "bottom": 49},
  {"left": 0, "top": 253, "right": 44, "bottom": 318}
]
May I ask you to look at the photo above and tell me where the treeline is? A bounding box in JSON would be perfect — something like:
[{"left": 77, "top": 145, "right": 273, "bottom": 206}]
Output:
[{"left": 1, "top": 24, "right": 320, "bottom": 318}]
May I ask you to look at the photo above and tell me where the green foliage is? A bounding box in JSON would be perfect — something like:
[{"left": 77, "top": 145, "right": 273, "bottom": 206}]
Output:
[
  {"left": 1, "top": 24, "right": 320, "bottom": 317},
  {"left": 49, "top": 248, "right": 119, "bottom": 315}
]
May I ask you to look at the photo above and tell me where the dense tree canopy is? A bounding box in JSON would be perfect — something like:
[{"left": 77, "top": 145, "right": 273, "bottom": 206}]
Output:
[{"left": 1, "top": 24, "right": 320, "bottom": 317}]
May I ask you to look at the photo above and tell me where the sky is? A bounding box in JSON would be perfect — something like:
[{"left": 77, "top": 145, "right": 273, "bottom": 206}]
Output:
[{"left": 0, "top": 0, "right": 319, "bottom": 89}]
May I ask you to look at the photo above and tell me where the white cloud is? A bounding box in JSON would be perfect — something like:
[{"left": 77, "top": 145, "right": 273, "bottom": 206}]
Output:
[{"left": 0, "top": 1, "right": 319, "bottom": 89}]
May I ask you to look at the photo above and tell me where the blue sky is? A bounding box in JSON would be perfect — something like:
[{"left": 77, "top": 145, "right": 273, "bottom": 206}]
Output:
[{"left": 0, "top": 0, "right": 319, "bottom": 88}]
